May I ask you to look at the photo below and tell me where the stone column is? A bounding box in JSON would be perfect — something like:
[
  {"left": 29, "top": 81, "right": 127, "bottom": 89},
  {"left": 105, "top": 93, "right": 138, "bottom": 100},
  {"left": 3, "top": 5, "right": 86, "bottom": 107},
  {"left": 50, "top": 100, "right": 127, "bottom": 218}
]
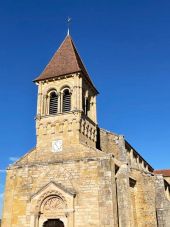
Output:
[
  {"left": 79, "top": 75, "right": 82, "bottom": 111},
  {"left": 37, "top": 82, "right": 42, "bottom": 116},
  {"left": 111, "top": 158, "right": 119, "bottom": 227},
  {"left": 46, "top": 95, "right": 50, "bottom": 115},
  {"left": 30, "top": 213, "right": 39, "bottom": 227},
  {"left": 41, "top": 95, "right": 46, "bottom": 116},
  {"left": 118, "top": 135, "right": 127, "bottom": 162},
  {"left": 155, "top": 175, "right": 170, "bottom": 227},
  {"left": 93, "top": 95, "right": 97, "bottom": 124},
  {"left": 116, "top": 164, "right": 131, "bottom": 227},
  {"left": 98, "top": 156, "right": 117, "bottom": 227},
  {"left": 60, "top": 92, "right": 63, "bottom": 113},
  {"left": 58, "top": 92, "right": 61, "bottom": 113},
  {"left": 130, "top": 149, "right": 134, "bottom": 166}
]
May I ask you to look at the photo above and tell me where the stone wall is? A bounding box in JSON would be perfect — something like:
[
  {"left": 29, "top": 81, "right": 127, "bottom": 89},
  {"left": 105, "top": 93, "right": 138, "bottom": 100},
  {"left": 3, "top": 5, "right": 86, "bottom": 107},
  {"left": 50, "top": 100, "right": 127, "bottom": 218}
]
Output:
[
  {"left": 36, "top": 111, "right": 97, "bottom": 150},
  {"left": 98, "top": 128, "right": 126, "bottom": 161},
  {"left": 2, "top": 147, "right": 119, "bottom": 227},
  {"left": 2, "top": 124, "right": 170, "bottom": 227},
  {"left": 129, "top": 169, "right": 158, "bottom": 227},
  {"left": 155, "top": 175, "right": 170, "bottom": 227}
]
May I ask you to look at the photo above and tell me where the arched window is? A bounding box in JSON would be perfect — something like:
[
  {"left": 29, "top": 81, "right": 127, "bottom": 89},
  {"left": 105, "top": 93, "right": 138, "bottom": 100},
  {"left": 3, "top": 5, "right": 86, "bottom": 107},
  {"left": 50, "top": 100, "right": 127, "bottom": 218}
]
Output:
[
  {"left": 82, "top": 95, "right": 85, "bottom": 113},
  {"left": 49, "top": 91, "right": 58, "bottom": 115},
  {"left": 83, "top": 97, "right": 90, "bottom": 116},
  {"left": 85, "top": 98, "right": 90, "bottom": 116},
  {"left": 63, "top": 89, "right": 71, "bottom": 112}
]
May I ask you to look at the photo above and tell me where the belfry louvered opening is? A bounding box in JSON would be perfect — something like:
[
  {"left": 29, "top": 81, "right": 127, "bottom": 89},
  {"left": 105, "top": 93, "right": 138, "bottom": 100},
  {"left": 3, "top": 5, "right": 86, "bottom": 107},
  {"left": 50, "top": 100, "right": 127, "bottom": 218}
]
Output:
[
  {"left": 63, "top": 89, "right": 71, "bottom": 112},
  {"left": 85, "top": 98, "right": 90, "bottom": 116},
  {"left": 49, "top": 91, "right": 58, "bottom": 115}
]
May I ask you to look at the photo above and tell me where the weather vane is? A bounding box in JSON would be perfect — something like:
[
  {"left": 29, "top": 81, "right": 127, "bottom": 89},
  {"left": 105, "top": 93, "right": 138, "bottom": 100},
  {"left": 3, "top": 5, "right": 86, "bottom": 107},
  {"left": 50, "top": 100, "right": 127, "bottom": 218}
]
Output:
[{"left": 67, "top": 17, "right": 72, "bottom": 35}]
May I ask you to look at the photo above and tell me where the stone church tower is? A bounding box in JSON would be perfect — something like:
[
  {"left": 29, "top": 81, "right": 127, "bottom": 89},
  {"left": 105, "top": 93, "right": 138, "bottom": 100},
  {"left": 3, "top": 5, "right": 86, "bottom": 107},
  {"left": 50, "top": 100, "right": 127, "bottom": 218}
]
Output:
[{"left": 2, "top": 34, "right": 170, "bottom": 227}]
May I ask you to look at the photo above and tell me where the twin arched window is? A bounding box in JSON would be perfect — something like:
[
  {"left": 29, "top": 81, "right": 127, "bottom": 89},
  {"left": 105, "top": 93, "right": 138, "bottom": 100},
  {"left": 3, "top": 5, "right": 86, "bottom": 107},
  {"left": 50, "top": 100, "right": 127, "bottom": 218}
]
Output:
[
  {"left": 48, "top": 88, "right": 71, "bottom": 115},
  {"left": 49, "top": 91, "right": 58, "bottom": 115},
  {"left": 63, "top": 89, "right": 71, "bottom": 112}
]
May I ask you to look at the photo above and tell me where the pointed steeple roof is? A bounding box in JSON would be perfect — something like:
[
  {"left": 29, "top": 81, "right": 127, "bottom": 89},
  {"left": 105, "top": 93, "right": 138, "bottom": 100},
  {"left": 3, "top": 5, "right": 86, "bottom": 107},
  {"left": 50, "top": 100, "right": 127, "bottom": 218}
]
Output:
[{"left": 34, "top": 35, "right": 98, "bottom": 93}]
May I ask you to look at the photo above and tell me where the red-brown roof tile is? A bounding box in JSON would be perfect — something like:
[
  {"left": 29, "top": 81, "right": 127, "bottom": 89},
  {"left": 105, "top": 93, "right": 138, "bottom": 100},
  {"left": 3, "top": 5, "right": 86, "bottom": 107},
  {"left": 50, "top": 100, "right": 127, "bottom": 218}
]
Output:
[
  {"left": 34, "top": 35, "right": 98, "bottom": 93},
  {"left": 154, "top": 169, "right": 170, "bottom": 177}
]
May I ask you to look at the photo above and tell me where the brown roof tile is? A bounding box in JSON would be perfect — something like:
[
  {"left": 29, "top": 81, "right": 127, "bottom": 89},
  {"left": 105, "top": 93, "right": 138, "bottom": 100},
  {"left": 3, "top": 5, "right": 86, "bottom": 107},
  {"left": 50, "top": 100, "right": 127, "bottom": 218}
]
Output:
[
  {"left": 154, "top": 169, "right": 170, "bottom": 177},
  {"left": 34, "top": 35, "right": 98, "bottom": 93}
]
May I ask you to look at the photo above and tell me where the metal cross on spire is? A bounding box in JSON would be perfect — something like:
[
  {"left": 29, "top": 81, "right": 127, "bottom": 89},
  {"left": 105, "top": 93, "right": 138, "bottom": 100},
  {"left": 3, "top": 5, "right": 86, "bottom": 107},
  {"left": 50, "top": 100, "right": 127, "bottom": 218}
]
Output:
[{"left": 67, "top": 17, "right": 72, "bottom": 35}]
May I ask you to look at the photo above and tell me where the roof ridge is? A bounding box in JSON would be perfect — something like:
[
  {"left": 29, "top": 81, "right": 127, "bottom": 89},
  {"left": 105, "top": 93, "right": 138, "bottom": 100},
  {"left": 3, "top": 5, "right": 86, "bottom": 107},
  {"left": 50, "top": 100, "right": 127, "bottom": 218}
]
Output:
[
  {"left": 154, "top": 169, "right": 170, "bottom": 171},
  {"left": 70, "top": 38, "right": 88, "bottom": 73},
  {"left": 69, "top": 38, "right": 98, "bottom": 90},
  {"left": 68, "top": 35, "right": 81, "bottom": 71},
  {"left": 37, "top": 35, "right": 71, "bottom": 81},
  {"left": 154, "top": 169, "right": 170, "bottom": 177}
]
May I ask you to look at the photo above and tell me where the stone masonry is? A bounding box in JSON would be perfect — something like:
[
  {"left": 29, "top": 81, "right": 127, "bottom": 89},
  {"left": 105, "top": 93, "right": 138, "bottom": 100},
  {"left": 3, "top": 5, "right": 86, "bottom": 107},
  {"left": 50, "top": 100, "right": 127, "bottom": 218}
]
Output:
[{"left": 2, "top": 33, "right": 170, "bottom": 227}]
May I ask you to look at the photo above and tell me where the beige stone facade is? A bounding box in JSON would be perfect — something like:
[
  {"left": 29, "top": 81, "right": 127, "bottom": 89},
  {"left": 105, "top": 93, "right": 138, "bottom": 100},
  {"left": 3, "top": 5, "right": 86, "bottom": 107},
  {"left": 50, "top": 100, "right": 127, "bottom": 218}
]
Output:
[{"left": 2, "top": 34, "right": 170, "bottom": 227}]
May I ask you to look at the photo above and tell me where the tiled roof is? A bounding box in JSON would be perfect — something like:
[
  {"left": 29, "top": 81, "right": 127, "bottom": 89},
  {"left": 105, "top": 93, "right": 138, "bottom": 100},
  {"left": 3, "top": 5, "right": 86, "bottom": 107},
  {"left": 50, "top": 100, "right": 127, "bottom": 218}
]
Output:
[
  {"left": 154, "top": 169, "right": 170, "bottom": 177},
  {"left": 34, "top": 35, "right": 97, "bottom": 92}
]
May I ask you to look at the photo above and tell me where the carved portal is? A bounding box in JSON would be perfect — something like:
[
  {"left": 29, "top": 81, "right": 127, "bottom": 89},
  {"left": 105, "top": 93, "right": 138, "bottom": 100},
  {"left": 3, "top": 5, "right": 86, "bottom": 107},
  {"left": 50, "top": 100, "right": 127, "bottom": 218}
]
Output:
[
  {"left": 38, "top": 195, "right": 68, "bottom": 227},
  {"left": 30, "top": 182, "right": 75, "bottom": 227},
  {"left": 42, "top": 196, "right": 65, "bottom": 212}
]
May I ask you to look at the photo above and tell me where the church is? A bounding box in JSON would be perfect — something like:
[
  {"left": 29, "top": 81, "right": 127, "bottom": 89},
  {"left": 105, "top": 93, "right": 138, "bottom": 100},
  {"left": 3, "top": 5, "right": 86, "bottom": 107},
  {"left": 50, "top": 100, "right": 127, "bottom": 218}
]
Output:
[{"left": 1, "top": 32, "right": 170, "bottom": 227}]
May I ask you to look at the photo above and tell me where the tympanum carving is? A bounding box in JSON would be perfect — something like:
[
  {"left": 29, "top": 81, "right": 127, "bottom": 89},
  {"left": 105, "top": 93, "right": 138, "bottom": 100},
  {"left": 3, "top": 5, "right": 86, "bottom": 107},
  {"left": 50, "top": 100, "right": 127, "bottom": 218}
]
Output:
[{"left": 43, "top": 196, "right": 65, "bottom": 212}]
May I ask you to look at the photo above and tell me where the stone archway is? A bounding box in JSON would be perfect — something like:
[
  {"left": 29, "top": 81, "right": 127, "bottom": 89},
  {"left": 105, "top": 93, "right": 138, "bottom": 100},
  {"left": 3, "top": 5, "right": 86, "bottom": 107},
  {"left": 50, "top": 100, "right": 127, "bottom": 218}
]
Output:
[
  {"left": 43, "top": 219, "right": 64, "bottom": 227},
  {"left": 38, "top": 194, "right": 68, "bottom": 227},
  {"left": 38, "top": 195, "right": 67, "bottom": 226},
  {"left": 30, "top": 182, "right": 75, "bottom": 227}
]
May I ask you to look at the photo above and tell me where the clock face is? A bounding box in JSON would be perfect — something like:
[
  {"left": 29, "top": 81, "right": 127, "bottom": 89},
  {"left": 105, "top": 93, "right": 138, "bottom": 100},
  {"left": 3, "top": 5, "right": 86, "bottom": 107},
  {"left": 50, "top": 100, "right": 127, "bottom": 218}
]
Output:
[{"left": 52, "top": 139, "right": 63, "bottom": 152}]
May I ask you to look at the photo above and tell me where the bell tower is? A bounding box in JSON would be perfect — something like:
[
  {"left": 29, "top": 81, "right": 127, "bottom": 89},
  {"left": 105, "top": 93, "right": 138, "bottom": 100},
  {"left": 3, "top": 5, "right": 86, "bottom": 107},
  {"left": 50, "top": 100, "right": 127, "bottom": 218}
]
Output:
[{"left": 34, "top": 34, "right": 99, "bottom": 152}]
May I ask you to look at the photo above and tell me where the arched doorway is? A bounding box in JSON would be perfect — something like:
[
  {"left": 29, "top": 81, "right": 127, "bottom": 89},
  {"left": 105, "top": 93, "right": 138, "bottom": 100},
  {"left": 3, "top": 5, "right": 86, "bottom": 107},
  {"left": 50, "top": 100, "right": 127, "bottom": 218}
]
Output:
[
  {"left": 30, "top": 185, "right": 75, "bottom": 227},
  {"left": 43, "top": 219, "right": 64, "bottom": 227},
  {"left": 38, "top": 194, "right": 68, "bottom": 227}
]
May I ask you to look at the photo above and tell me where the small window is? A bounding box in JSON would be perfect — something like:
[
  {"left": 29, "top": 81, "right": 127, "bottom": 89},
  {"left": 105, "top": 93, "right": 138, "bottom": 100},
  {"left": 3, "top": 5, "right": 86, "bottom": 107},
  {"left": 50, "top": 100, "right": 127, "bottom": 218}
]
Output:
[
  {"left": 85, "top": 98, "right": 90, "bottom": 116},
  {"left": 83, "top": 97, "right": 90, "bottom": 116},
  {"left": 82, "top": 96, "right": 86, "bottom": 113},
  {"left": 49, "top": 92, "right": 58, "bottom": 115},
  {"left": 63, "top": 89, "right": 71, "bottom": 112},
  {"left": 129, "top": 178, "right": 136, "bottom": 188}
]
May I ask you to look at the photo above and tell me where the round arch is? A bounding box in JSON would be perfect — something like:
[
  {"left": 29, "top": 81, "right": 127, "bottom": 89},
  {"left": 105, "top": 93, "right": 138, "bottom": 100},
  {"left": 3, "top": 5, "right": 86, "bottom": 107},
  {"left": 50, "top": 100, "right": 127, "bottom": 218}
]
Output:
[
  {"left": 37, "top": 192, "right": 68, "bottom": 227},
  {"left": 30, "top": 187, "right": 75, "bottom": 227},
  {"left": 46, "top": 88, "right": 58, "bottom": 96},
  {"left": 60, "top": 85, "right": 72, "bottom": 94},
  {"left": 43, "top": 218, "right": 64, "bottom": 227}
]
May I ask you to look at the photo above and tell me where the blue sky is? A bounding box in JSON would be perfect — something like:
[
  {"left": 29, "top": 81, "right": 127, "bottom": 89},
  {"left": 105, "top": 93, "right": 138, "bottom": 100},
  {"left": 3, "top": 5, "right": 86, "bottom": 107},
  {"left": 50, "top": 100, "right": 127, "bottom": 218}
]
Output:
[{"left": 0, "top": 0, "right": 170, "bottom": 217}]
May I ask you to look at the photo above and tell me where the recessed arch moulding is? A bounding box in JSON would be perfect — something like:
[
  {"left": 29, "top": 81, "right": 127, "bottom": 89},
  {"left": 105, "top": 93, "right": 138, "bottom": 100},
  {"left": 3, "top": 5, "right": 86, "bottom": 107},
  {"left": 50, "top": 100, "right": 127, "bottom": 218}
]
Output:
[{"left": 30, "top": 182, "right": 75, "bottom": 227}]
